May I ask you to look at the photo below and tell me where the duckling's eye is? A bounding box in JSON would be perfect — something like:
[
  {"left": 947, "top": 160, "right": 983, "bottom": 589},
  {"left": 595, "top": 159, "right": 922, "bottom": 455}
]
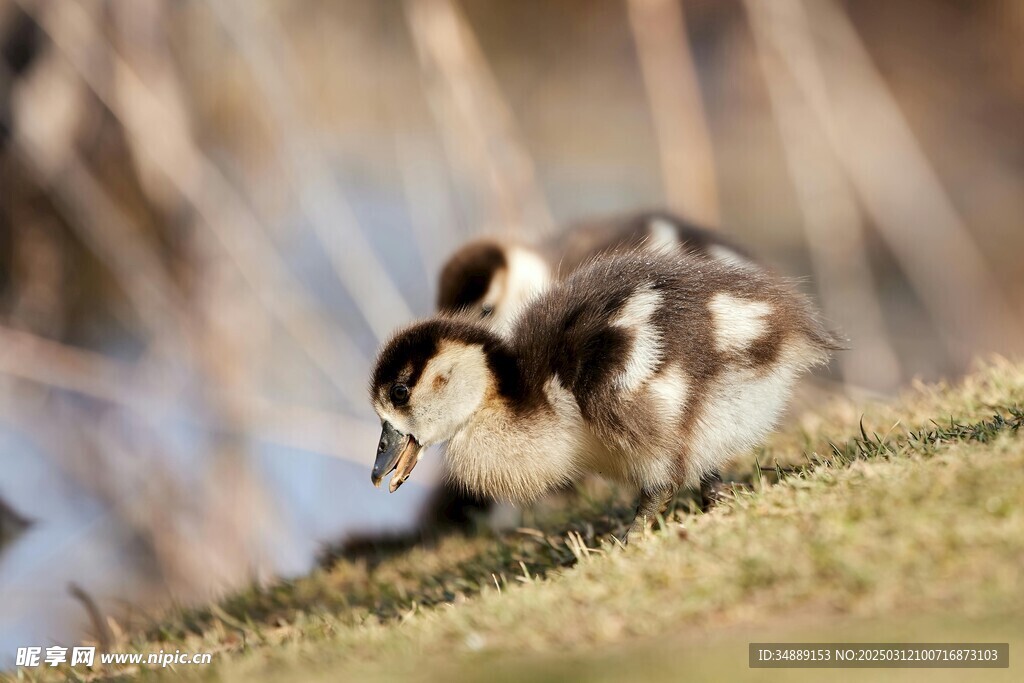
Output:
[
  {"left": 390, "top": 383, "right": 410, "bottom": 406},
  {"left": 481, "top": 305, "right": 494, "bottom": 319}
]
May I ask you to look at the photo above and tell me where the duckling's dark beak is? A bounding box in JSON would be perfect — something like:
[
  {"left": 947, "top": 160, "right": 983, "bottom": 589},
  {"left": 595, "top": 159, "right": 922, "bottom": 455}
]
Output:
[{"left": 371, "top": 421, "right": 423, "bottom": 493}]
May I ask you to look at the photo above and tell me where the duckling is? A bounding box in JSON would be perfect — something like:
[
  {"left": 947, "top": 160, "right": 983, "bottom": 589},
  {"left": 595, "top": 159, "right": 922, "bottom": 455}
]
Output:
[
  {"left": 371, "top": 248, "right": 836, "bottom": 542},
  {"left": 428, "top": 211, "right": 758, "bottom": 530},
  {"left": 437, "top": 211, "right": 755, "bottom": 336}
]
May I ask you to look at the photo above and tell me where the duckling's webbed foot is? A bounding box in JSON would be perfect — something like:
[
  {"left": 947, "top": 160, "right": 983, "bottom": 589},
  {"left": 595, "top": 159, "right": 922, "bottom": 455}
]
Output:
[
  {"left": 623, "top": 485, "right": 676, "bottom": 544},
  {"left": 699, "top": 470, "right": 728, "bottom": 512},
  {"left": 700, "top": 471, "right": 751, "bottom": 511}
]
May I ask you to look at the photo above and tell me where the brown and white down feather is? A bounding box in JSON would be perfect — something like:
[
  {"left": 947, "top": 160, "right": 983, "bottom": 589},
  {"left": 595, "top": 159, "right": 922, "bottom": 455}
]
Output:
[{"left": 371, "top": 249, "right": 836, "bottom": 508}]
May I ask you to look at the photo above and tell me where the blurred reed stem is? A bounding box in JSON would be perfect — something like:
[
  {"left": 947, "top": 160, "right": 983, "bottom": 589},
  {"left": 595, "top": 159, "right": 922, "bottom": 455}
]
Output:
[
  {"left": 0, "top": 323, "right": 376, "bottom": 466},
  {"left": 205, "top": 0, "right": 417, "bottom": 341},
  {"left": 404, "top": 0, "right": 553, "bottom": 238},
  {"left": 744, "top": 0, "right": 902, "bottom": 392},
  {"left": 15, "top": 0, "right": 374, "bottom": 410},
  {"left": 626, "top": 0, "right": 720, "bottom": 226},
  {"left": 748, "top": 0, "right": 1024, "bottom": 366}
]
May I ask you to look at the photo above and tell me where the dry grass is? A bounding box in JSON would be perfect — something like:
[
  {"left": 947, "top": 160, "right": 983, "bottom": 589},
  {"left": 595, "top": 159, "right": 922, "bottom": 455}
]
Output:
[{"left": 18, "top": 359, "right": 1024, "bottom": 681}]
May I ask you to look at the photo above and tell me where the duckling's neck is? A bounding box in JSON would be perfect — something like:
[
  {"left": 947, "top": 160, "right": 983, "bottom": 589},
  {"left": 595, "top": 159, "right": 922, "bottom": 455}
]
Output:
[
  {"left": 504, "top": 246, "right": 552, "bottom": 298},
  {"left": 445, "top": 374, "right": 586, "bottom": 503},
  {"left": 491, "top": 246, "right": 553, "bottom": 337}
]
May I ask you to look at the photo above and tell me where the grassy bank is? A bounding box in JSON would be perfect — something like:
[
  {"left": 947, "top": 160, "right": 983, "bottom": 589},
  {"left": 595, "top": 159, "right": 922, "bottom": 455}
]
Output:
[{"left": 20, "top": 359, "right": 1024, "bottom": 681}]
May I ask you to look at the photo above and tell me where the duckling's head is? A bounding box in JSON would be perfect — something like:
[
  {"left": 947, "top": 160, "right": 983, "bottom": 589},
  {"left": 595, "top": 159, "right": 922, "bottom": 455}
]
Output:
[
  {"left": 369, "top": 318, "right": 508, "bottom": 492},
  {"left": 437, "top": 239, "right": 551, "bottom": 336}
]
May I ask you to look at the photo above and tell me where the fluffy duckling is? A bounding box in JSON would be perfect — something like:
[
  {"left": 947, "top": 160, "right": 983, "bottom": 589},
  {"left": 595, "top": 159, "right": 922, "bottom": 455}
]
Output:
[
  {"left": 428, "top": 211, "right": 756, "bottom": 529},
  {"left": 372, "top": 249, "right": 836, "bottom": 541},
  {"left": 437, "top": 211, "right": 755, "bottom": 336}
]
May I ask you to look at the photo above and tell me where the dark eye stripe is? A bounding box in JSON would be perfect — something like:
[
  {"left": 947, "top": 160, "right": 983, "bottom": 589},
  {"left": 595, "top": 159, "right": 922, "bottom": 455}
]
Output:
[{"left": 372, "top": 325, "right": 440, "bottom": 395}]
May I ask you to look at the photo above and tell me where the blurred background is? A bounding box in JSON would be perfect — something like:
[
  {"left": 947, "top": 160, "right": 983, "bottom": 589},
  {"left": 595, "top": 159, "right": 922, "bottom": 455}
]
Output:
[{"left": 0, "top": 0, "right": 1022, "bottom": 662}]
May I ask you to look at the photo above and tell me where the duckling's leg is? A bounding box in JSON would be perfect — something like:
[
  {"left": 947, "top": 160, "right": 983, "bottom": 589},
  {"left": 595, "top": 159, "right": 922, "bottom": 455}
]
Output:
[
  {"left": 699, "top": 471, "right": 728, "bottom": 511},
  {"left": 624, "top": 485, "right": 676, "bottom": 544}
]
